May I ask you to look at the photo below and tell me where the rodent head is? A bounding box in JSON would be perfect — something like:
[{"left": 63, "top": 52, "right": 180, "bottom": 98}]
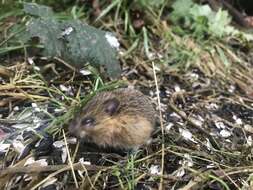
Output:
[
  {"left": 68, "top": 88, "right": 156, "bottom": 149},
  {"left": 69, "top": 96, "right": 121, "bottom": 141}
]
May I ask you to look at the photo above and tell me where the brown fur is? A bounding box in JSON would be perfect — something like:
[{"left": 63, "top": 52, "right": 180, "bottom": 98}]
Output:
[{"left": 69, "top": 88, "right": 156, "bottom": 149}]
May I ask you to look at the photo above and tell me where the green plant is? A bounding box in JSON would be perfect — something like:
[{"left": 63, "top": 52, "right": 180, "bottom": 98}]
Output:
[{"left": 170, "top": 0, "right": 234, "bottom": 39}]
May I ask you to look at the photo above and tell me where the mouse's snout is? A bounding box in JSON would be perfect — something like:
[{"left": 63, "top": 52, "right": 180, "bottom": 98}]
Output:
[
  {"left": 68, "top": 119, "right": 79, "bottom": 135},
  {"left": 68, "top": 118, "right": 88, "bottom": 139}
]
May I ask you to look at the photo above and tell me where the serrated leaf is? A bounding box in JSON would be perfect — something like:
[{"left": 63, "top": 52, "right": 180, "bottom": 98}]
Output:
[
  {"left": 24, "top": 3, "right": 121, "bottom": 78},
  {"left": 24, "top": 3, "right": 54, "bottom": 18}
]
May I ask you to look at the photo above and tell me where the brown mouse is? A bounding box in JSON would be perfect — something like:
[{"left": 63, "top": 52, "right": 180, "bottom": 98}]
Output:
[{"left": 69, "top": 88, "right": 156, "bottom": 149}]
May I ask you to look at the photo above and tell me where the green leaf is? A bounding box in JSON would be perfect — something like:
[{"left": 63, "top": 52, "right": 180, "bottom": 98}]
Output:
[
  {"left": 27, "top": 18, "right": 63, "bottom": 57},
  {"left": 24, "top": 3, "right": 121, "bottom": 78},
  {"left": 60, "top": 21, "right": 120, "bottom": 78},
  {"left": 190, "top": 4, "right": 214, "bottom": 19},
  {"left": 208, "top": 9, "right": 232, "bottom": 37},
  {"left": 24, "top": 3, "right": 54, "bottom": 18},
  {"left": 171, "top": 0, "right": 194, "bottom": 22},
  {"left": 170, "top": 1, "right": 235, "bottom": 39}
]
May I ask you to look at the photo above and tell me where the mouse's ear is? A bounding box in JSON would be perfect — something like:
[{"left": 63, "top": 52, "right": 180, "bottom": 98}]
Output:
[{"left": 104, "top": 98, "right": 120, "bottom": 116}]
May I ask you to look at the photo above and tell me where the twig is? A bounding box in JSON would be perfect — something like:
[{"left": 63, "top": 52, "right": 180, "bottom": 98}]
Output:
[
  {"left": 0, "top": 92, "right": 49, "bottom": 100},
  {"left": 183, "top": 165, "right": 253, "bottom": 189},
  {"left": 220, "top": 0, "right": 249, "bottom": 28},
  {"left": 152, "top": 61, "right": 165, "bottom": 190},
  {"left": 53, "top": 57, "right": 76, "bottom": 71},
  {"left": 63, "top": 129, "right": 79, "bottom": 188},
  {"left": 80, "top": 163, "right": 98, "bottom": 190},
  {"left": 0, "top": 162, "right": 105, "bottom": 177},
  {"left": 217, "top": 166, "right": 240, "bottom": 189},
  {"left": 207, "top": 0, "right": 249, "bottom": 27}
]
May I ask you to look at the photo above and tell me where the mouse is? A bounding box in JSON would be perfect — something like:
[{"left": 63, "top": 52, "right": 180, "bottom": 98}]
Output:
[{"left": 68, "top": 88, "right": 156, "bottom": 150}]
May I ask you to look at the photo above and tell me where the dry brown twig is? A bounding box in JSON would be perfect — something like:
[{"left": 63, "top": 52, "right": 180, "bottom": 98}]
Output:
[
  {"left": 0, "top": 162, "right": 106, "bottom": 177},
  {"left": 63, "top": 129, "right": 79, "bottom": 188},
  {"left": 152, "top": 61, "right": 165, "bottom": 190}
]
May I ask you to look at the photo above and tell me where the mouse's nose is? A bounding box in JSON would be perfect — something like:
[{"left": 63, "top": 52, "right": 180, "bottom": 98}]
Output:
[{"left": 68, "top": 119, "right": 78, "bottom": 135}]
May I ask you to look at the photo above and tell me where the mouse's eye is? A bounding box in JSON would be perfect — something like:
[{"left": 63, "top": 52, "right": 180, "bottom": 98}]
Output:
[{"left": 81, "top": 117, "right": 95, "bottom": 127}]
